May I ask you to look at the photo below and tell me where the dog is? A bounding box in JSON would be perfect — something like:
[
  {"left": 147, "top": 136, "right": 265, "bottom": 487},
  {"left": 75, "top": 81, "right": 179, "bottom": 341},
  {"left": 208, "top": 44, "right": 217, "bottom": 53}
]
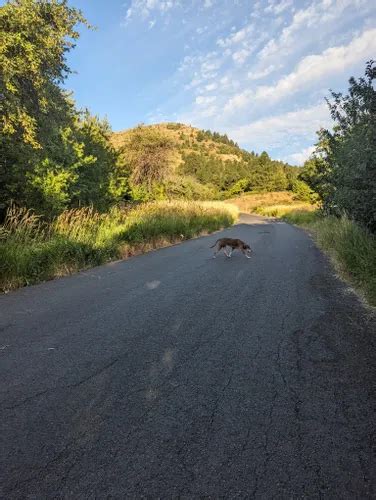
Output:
[{"left": 210, "top": 238, "right": 253, "bottom": 259}]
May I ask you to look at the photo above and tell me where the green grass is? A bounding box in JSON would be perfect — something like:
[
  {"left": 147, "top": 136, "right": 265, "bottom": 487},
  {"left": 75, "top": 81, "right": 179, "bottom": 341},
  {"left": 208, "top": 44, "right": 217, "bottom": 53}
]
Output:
[
  {"left": 284, "top": 210, "right": 376, "bottom": 306},
  {"left": 282, "top": 209, "right": 320, "bottom": 224},
  {"left": 0, "top": 201, "right": 237, "bottom": 292}
]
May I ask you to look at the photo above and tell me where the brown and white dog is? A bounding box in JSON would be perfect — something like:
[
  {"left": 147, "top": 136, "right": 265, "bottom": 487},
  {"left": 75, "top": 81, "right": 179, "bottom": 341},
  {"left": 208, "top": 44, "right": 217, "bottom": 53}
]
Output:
[{"left": 210, "top": 238, "right": 253, "bottom": 259}]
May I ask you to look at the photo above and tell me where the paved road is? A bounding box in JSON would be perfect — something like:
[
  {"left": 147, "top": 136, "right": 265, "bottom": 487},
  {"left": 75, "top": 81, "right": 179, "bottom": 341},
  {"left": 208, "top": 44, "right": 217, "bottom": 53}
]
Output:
[{"left": 1, "top": 214, "right": 376, "bottom": 498}]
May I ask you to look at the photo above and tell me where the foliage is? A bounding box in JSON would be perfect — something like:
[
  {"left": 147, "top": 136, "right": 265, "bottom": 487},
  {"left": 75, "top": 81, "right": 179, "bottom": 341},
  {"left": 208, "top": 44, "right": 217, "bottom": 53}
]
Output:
[
  {"left": 0, "top": 0, "right": 127, "bottom": 215},
  {"left": 291, "top": 179, "right": 318, "bottom": 203},
  {"left": 179, "top": 149, "right": 294, "bottom": 195},
  {"left": 119, "top": 125, "right": 176, "bottom": 191},
  {"left": 302, "top": 61, "right": 376, "bottom": 232},
  {"left": 164, "top": 176, "right": 219, "bottom": 200},
  {"left": 0, "top": 0, "right": 87, "bottom": 147}
]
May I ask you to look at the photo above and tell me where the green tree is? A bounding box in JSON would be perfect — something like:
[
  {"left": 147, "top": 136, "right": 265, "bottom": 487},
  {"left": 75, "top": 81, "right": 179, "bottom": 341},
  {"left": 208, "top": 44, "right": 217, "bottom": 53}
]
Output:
[
  {"left": 306, "top": 61, "right": 376, "bottom": 229},
  {"left": 72, "top": 112, "right": 124, "bottom": 210},
  {"left": 0, "top": 0, "right": 88, "bottom": 208},
  {"left": 120, "top": 125, "right": 176, "bottom": 191}
]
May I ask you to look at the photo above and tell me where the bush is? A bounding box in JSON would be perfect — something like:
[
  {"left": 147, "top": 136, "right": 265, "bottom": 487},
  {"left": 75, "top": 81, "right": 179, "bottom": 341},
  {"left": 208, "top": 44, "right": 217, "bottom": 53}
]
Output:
[
  {"left": 303, "top": 62, "right": 376, "bottom": 232},
  {"left": 291, "top": 179, "right": 318, "bottom": 203}
]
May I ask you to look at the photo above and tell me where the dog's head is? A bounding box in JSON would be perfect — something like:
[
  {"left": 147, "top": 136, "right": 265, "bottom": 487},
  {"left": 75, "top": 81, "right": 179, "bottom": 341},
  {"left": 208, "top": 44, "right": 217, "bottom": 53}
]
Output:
[{"left": 243, "top": 243, "right": 252, "bottom": 256}]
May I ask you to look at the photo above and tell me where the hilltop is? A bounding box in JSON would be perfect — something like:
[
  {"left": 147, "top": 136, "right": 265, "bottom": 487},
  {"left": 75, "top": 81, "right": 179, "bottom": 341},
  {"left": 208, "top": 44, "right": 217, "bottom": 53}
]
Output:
[{"left": 111, "top": 123, "right": 300, "bottom": 200}]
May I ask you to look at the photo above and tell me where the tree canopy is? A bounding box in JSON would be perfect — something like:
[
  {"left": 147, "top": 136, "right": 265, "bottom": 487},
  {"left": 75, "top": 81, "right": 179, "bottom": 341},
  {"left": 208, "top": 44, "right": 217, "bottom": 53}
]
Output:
[{"left": 301, "top": 61, "right": 376, "bottom": 231}]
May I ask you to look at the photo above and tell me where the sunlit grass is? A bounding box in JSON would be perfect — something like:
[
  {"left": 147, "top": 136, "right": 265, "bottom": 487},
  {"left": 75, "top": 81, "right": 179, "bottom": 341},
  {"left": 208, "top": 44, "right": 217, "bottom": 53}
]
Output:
[
  {"left": 284, "top": 209, "right": 376, "bottom": 306},
  {"left": 0, "top": 201, "right": 236, "bottom": 292},
  {"left": 227, "top": 191, "right": 315, "bottom": 215},
  {"left": 253, "top": 203, "right": 315, "bottom": 217}
]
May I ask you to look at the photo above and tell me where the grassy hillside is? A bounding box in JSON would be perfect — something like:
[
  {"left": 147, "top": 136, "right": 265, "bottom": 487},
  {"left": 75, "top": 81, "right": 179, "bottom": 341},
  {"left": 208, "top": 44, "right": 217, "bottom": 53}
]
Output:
[
  {"left": 112, "top": 123, "right": 244, "bottom": 167},
  {"left": 111, "top": 123, "right": 300, "bottom": 200}
]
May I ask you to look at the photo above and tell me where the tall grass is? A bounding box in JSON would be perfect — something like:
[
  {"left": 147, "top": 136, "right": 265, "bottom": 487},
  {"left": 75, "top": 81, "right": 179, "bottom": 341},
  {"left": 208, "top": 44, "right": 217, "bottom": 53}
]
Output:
[
  {"left": 253, "top": 203, "right": 316, "bottom": 217},
  {"left": 284, "top": 210, "right": 376, "bottom": 306},
  {"left": 0, "top": 201, "right": 237, "bottom": 292},
  {"left": 227, "top": 191, "right": 315, "bottom": 215}
]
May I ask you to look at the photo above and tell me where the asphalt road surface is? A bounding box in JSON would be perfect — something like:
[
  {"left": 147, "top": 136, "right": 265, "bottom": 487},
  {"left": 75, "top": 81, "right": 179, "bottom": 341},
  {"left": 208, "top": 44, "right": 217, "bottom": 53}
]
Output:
[{"left": 1, "top": 214, "right": 376, "bottom": 498}]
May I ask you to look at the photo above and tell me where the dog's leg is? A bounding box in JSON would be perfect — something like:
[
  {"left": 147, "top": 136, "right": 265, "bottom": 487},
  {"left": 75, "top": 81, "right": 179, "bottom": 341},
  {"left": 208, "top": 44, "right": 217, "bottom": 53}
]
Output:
[
  {"left": 241, "top": 248, "right": 251, "bottom": 259},
  {"left": 228, "top": 248, "right": 233, "bottom": 258},
  {"left": 224, "top": 246, "right": 230, "bottom": 257},
  {"left": 213, "top": 244, "right": 220, "bottom": 258}
]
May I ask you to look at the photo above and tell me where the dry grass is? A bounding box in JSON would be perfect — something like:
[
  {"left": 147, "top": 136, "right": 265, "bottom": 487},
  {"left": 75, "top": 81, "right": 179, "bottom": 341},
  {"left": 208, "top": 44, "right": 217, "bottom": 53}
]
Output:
[
  {"left": 284, "top": 209, "right": 376, "bottom": 306},
  {"left": 0, "top": 201, "right": 236, "bottom": 292},
  {"left": 253, "top": 203, "right": 316, "bottom": 217},
  {"left": 227, "top": 191, "right": 315, "bottom": 216}
]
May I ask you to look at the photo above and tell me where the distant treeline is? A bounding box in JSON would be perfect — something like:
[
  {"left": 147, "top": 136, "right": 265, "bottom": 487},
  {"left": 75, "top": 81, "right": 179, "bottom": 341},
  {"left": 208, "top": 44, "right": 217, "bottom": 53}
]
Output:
[{"left": 179, "top": 150, "right": 300, "bottom": 195}]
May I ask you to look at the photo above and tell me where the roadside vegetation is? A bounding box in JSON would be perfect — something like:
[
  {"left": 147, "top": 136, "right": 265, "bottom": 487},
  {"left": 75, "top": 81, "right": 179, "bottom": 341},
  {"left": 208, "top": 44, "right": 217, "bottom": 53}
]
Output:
[
  {"left": 283, "top": 211, "right": 376, "bottom": 306},
  {"left": 281, "top": 61, "right": 376, "bottom": 306},
  {"left": 0, "top": 201, "right": 236, "bottom": 292}
]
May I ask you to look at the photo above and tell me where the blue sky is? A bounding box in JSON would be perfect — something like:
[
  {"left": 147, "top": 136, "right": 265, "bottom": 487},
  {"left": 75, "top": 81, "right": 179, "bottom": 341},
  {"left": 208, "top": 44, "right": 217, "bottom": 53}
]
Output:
[{"left": 65, "top": 1, "right": 374, "bottom": 163}]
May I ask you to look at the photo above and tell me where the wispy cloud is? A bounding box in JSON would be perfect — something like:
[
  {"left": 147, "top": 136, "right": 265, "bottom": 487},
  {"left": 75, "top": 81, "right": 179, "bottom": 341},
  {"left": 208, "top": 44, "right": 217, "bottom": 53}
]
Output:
[
  {"left": 225, "top": 27, "right": 376, "bottom": 113},
  {"left": 125, "top": 0, "right": 180, "bottom": 22},
  {"left": 287, "top": 146, "right": 316, "bottom": 165},
  {"left": 257, "top": 0, "right": 373, "bottom": 68},
  {"left": 264, "top": 0, "right": 293, "bottom": 15},
  {"left": 228, "top": 103, "right": 331, "bottom": 154},
  {"left": 119, "top": 0, "right": 376, "bottom": 162}
]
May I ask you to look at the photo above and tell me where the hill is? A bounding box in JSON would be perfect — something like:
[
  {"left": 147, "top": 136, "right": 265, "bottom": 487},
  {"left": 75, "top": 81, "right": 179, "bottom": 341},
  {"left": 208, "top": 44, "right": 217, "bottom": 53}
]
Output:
[{"left": 111, "top": 123, "right": 300, "bottom": 200}]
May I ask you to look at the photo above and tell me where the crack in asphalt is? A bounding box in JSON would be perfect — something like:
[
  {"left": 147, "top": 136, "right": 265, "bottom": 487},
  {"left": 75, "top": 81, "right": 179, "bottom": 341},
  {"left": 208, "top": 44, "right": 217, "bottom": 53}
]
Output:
[{"left": 2, "top": 358, "right": 120, "bottom": 411}]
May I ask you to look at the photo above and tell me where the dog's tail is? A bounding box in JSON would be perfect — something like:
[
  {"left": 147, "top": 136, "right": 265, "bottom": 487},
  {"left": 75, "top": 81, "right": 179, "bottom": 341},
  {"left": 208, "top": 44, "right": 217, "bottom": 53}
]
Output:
[{"left": 210, "top": 239, "right": 220, "bottom": 248}]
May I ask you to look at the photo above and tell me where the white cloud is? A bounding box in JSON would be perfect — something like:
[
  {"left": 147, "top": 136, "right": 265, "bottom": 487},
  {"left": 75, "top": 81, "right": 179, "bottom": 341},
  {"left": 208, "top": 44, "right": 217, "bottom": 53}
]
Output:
[
  {"left": 196, "top": 26, "right": 208, "bottom": 35},
  {"left": 258, "top": 27, "right": 376, "bottom": 99},
  {"left": 248, "top": 64, "right": 277, "bottom": 80},
  {"left": 195, "top": 95, "right": 217, "bottom": 105},
  {"left": 138, "top": 0, "right": 375, "bottom": 161},
  {"left": 204, "top": 83, "right": 218, "bottom": 91},
  {"left": 125, "top": 0, "right": 180, "bottom": 21},
  {"left": 228, "top": 103, "right": 330, "bottom": 151},
  {"left": 224, "top": 89, "right": 251, "bottom": 113},
  {"left": 257, "top": 0, "right": 373, "bottom": 66},
  {"left": 225, "top": 27, "right": 376, "bottom": 113},
  {"left": 287, "top": 146, "right": 316, "bottom": 165},
  {"left": 265, "top": 0, "right": 293, "bottom": 15},
  {"left": 232, "top": 47, "right": 252, "bottom": 64},
  {"left": 217, "top": 25, "right": 254, "bottom": 48}
]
